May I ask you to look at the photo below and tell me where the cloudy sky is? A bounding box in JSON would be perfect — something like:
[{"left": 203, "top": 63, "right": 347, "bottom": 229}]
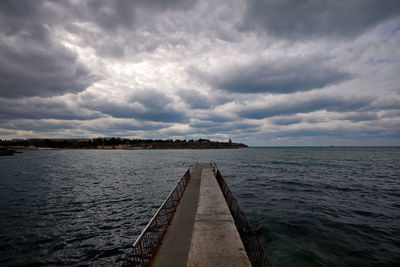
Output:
[{"left": 0, "top": 0, "right": 399, "bottom": 145}]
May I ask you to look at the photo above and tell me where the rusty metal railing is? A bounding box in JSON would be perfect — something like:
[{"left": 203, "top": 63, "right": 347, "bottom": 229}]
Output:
[
  {"left": 122, "top": 168, "right": 192, "bottom": 267},
  {"left": 211, "top": 162, "right": 274, "bottom": 267}
]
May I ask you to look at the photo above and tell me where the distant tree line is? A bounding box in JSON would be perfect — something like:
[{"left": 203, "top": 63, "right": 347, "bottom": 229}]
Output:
[{"left": 0, "top": 137, "right": 239, "bottom": 149}]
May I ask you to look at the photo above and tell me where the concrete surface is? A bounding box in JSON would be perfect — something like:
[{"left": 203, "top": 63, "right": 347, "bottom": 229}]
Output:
[
  {"left": 152, "top": 163, "right": 251, "bottom": 267},
  {"left": 187, "top": 165, "right": 251, "bottom": 267},
  {"left": 151, "top": 164, "right": 202, "bottom": 267}
]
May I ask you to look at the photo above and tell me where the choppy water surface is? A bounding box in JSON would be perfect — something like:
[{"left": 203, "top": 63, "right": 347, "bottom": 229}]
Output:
[{"left": 0, "top": 147, "right": 399, "bottom": 266}]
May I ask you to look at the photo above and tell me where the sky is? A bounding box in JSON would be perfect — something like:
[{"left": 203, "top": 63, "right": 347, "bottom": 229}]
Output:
[{"left": 0, "top": 0, "right": 399, "bottom": 146}]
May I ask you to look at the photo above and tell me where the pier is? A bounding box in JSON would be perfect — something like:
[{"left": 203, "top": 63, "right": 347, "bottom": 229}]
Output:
[{"left": 122, "top": 163, "right": 273, "bottom": 267}]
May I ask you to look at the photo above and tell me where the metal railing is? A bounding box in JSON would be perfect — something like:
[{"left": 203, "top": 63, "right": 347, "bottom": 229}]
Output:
[
  {"left": 122, "top": 168, "right": 192, "bottom": 267},
  {"left": 211, "top": 163, "right": 274, "bottom": 267}
]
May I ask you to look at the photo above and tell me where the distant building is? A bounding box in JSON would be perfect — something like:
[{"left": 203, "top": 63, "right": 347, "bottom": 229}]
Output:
[{"left": 97, "top": 144, "right": 130, "bottom": 149}]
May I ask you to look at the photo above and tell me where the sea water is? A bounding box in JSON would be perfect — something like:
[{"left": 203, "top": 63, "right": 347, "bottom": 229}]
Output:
[{"left": 0, "top": 147, "right": 399, "bottom": 266}]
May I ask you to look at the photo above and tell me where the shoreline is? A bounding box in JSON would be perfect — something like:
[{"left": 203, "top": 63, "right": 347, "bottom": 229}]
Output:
[{"left": 1, "top": 138, "right": 248, "bottom": 150}]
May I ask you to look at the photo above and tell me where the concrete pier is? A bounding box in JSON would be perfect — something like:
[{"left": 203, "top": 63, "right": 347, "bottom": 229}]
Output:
[
  {"left": 152, "top": 164, "right": 202, "bottom": 267},
  {"left": 152, "top": 163, "right": 251, "bottom": 267}
]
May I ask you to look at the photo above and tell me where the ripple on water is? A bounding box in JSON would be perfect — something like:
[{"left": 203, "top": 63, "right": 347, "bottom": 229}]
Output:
[{"left": 0, "top": 148, "right": 399, "bottom": 266}]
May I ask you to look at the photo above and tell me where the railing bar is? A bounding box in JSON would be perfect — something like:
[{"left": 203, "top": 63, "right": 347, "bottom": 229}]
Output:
[
  {"left": 132, "top": 179, "right": 181, "bottom": 247},
  {"left": 211, "top": 163, "right": 274, "bottom": 267},
  {"left": 139, "top": 241, "right": 145, "bottom": 267},
  {"left": 175, "top": 189, "right": 179, "bottom": 204},
  {"left": 164, "top": 201, "right": 170, "bottom": 220},
  {"left": 122, "top": 168, "right": 192, "bottom": 267}
]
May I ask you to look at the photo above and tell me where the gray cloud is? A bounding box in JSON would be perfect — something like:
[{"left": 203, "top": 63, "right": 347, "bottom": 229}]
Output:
[
  {"left": 0, "top": 0, "right": 398, "bottom": 145},
  {"left": 63, "top": 0, "right": 198, "bottom": 32},
  {"left": 238, "top": 94, "right": 373, "bottom": 119},
  {"left": 273, "top": 128, "right": 359, "bottom": 139},
  {"left": 130, "top": 89, "right": 173, "bottom": 109},
  {"left": 55, "top": 0, "right": 199, "bottom": 58},
  {"left": 0, "top": 1, "right": 46, "bottom": 34},
  {"left": 0, "top": 118, "right": 169, "bottom": 137},
  {"left": 241, "top": 0, "right": 400, "bottom": 39},
  {"left": 187, "top": 118, "right": 261, "bottom": 136},
  {"left": 0, "top": 119, "right": 77, "bottom": 132},
  {"left": 273, "top": 126, "right": 400, "bottom": 140},
  {"left": 0, "top": 42, "right": 95, "bottom": 98},
  {"left": 177, "top": 89, "right": 213, "bottom": 109},
  {"left": 189, "top": 56, "right": 351, "bottom": 94},
  {"left": 0, "top": 0, "right": 97, "bottom": 98},
  {"left": 88, "top": 102, "right": 183, "bottom": 122},
  {"left": 0, "top": 97, "right": 102, "bottom": 120},
  {"left": 82, "top": 119, "right": 168, "bottom": 134},
  {"left": 83, "top": 89, "right": 185, "bottom": 122},
  {"left": 270, "top": 116, "right": 303, "bottom": 126},
  {"left": 195, "top": 112, "right": 236, "bottom": 123},
  {"left": 340, "top": 113, "right": 379, "bottom": 122}
]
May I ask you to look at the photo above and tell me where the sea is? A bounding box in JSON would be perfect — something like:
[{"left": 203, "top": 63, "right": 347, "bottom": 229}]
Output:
[{"left": 0, "top": 147, "right": 399, "bottom": 266}]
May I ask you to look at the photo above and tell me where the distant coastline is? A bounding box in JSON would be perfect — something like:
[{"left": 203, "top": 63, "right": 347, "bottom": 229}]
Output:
[{"left": 0, "top": 138, "right": 248, "bottom": 150}]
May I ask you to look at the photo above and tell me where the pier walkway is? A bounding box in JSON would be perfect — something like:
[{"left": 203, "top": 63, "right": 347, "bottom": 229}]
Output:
[
  {"left": 153, "top": 163, "right": 250, "bottom": 267},
  {"left": 151, "top": 163, "right": 202, "bottom": 266},
  {"left": 122, "top": 163, "right": 272, "bottom": 267}
]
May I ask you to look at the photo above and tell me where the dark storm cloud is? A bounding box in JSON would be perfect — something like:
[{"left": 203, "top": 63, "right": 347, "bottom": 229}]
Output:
[
  {"left": 0, "top": 0, "right": 97, "bottom": 99},
  {"left": 83, "top": 89, "right": 185, "bottom": 122},
  {"left": 63, "top": 0, "right": 197, "bottom": 32},
  {"left": 189, "top": 56, "right": 351, "bottom": 94},
  {"left": 340, "top": 113, "right": 379, "bottom": 122},
  {"left": 0, "top": 42, "right": 95, "bottom": 98},
  {"left": 187, "top": 119, "right": 262, "bottom": 136},
  {"left": 0, "top": 118, "right": 168, "bottom": 135},
  {"left": 272, "top": 126, "right": 399, "bottom": 139},
  {"left": 83, "top": 120, "right": 167, "bottom": 133},
  {"left": 190, "top": 120, "right": 259, "bottom": 133},
  {"left": 196, "top": 113, "right": 235, "bottom": 123},
  {"left": 177, "top": 89, "right": 213, "bottom": 109},
  {"left": 0, "top": 0, "right": 198, "bottom": 99},
  {"left": 274, "top": 128, "right": 353, "bottom": 138},
  {"left": 242, "top": 0, "right": 400, "bottom": 39},
  {"left": 368, "top": 97, "right": 400, "bottom": 112},
  {"left": 87, "top": 102, "right": 183, "bottom": 122},
  {"left": 0, "top": 0, "right": 398, "bottom": 145},
  {"left": 57, "top": 0, "right": 199, "bottom": 59},
  {"left": 378, "top": 110, "right": 400, "bottom": 120},
  {"left": 0, "top": 0, "right": 45, "bottom": 34},
  {"left": 203, "top": 124, "right": 260, "bottom": 134},
  {"left": 0, "top": 119, "right": 77, "bottom": 132},
  {"left": 238, "top": 95, "right": 372, "bottom": 119},
  {"left": 0, "top": 97, "right": 102, "bottom": 120},
  {"left": 271, "top": 116, "right": 303, "bottom": 126},
  {"left": 130, "top": 89, "right": 173, "bottom": 109}
]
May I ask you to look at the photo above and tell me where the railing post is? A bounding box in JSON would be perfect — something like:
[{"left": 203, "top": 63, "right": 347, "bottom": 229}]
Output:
[
  {"left": 122, "top": 167, "right": 194, "bottom": 267},
  {"left": 175, "top": 188, "right": 180, "bottom": 202},
  {"left": 154, "top": 215, "right": 161, "bottom": 239},
  {"left": 139, "top": 241, "right": 145, "bottom": 267},
  {"left": 164, "top": 201, "right": 170, "bottom": 221},
  {"left": 213, "top": 165, "right": 274, "bottom": 267},
  {"left": 235, "top": 201, "right": 240, "bottom": 218},
  {"left": 177, "top": 182, "right": 181, "bottom": 196}
]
